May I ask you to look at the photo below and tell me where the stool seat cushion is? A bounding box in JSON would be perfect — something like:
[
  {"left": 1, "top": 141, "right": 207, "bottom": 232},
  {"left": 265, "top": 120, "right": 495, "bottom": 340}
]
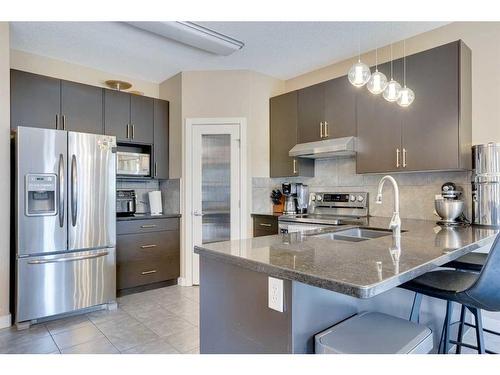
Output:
[{"left": 443, "top": 252, "right": 487, "bottom": 272}]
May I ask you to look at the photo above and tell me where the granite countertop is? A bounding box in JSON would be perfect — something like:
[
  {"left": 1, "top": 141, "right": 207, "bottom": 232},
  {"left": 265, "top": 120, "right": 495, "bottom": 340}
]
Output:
[
  {"left": 117, "top": 213, "right": 181, "bottom": 221},
  {"left": 195, "top": 217, "right": 498, "bottom": 298}
]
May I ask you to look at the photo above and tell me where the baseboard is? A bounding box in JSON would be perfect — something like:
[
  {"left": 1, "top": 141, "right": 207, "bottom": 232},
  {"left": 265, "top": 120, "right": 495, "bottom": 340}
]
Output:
[
  {"left": 177, "top": 277, "right": 192, "bottom": 287},
  {"left": 0, "top": 313, "right": 12, "bottom": 329}
]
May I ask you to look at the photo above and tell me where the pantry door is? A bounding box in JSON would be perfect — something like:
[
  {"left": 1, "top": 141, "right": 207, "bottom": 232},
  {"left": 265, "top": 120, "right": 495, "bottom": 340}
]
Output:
[{"left": 191, "top": 123, "right": 242, "bottom": 285}]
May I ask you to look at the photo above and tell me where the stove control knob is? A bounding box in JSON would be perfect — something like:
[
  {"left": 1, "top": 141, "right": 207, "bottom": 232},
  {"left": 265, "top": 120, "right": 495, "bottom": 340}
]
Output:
[
  {"left": 316, "top": 195, "right": 322, "bottom": 201},
  {"left": 310, "top": 194, "right": 316, "bottom": 201},
  {"left": 350, "top": 195, "right": 356, "bottom": 202},
  {"left": 357, "top": 195, "right": 364, "bottom": 202}
]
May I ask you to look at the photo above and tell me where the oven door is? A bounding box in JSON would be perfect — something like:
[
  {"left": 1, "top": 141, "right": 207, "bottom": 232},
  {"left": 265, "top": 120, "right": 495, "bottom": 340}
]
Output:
[{"left": 117, "top": 152, "right": 150, "bottom": 176}]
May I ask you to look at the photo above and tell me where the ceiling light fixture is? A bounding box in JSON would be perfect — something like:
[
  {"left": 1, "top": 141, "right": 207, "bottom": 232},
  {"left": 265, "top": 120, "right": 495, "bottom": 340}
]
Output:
[
  {"left": 126, "top": 21, "right": 245, "bottom": 56},
  {"left": 348, "top": 30, "right": 371, "bottom": 87},
  {"left": 105, "top": 80, "right": 132, "bottom": 91},
  {"left": 383, "top": 43, "right": 402, "bottom": 102},
  {"left": 397, "top": 40, "right": 415, "bottom": 107},
  {"left": 367, "top": 48, "right": 388, "bottom": 95}
]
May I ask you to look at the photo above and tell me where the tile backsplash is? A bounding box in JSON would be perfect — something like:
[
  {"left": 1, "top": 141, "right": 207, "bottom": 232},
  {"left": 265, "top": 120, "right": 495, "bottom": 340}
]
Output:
[
  {"left": 253, "top": 157, "right": 472, "bottom": 221},
  {"left": 117, "top": 178, "right": 180, "bottom": 214}
]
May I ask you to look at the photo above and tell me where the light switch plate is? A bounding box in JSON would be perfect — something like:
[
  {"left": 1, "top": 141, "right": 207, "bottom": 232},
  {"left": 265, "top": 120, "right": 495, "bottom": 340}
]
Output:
[{"left": 268, "top": 276, "right": 284, "bottom": 312}]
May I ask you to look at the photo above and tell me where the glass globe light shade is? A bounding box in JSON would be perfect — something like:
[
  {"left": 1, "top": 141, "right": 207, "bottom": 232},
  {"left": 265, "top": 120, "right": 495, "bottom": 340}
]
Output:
[
  {"left": 383, "top": 79, "right": 402, "bottom": 102},
  {"left": 367, "top": 69, "right": 388, "bottom": 95},
  {"left": 348, "top": 61, "right": 371, "bottom": 87},
  {"left": 397, "top": 86, "right": 415, "bottom": 107}
]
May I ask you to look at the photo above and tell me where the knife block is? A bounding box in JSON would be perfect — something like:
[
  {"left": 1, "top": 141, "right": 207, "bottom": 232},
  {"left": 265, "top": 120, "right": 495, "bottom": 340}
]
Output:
[{"left": 272, "top": 196, "right": 285, "bottom": 214}]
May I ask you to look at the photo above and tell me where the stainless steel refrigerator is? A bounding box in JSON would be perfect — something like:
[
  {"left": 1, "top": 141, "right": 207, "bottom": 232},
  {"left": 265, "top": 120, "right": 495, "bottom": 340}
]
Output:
[{"left": 13, "top": 126, "right": 117, "bottom": 325}]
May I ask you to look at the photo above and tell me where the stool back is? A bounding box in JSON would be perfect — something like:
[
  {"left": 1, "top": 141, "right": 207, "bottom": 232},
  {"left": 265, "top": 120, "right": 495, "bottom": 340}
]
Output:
[{"left": 467, "top": 233, "right": 500, "bottom": 311}]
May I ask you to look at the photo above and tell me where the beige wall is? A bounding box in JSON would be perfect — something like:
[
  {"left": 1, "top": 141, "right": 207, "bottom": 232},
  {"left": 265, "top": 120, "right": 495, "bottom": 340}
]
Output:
[
  {"left": 285, "top": 22, "right": 500, "bottom": 145},
  {"left": 11, "top": 49, "right": 159, "bottom": 98},
  {"left": 0, "top": 22, "right": 11, "bottom": 327}
]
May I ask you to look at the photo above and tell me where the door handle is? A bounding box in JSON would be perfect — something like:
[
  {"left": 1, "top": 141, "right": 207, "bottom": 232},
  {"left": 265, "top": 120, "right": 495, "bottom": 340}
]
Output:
[
  {"left": 396, "top": 148, "right": 401, "bottom": 168},
  {"left": 324, "top": 121, "right": 329, "bottom": 138},
  {"left": 402, "top": 148, "right": 407, "bottom": 168},
  {"left": 58, "top": 154, "right": 65, "bottom": 228},
  {"left": 293, "top": 159, "right": 297, "bottom": 174},
  {"left": 71, "top": 154, "right": 78, "bottom": 227},
  {"left": 319, "top": 122, "right": 324, "bottom": 138},
  {"left": 193, "top": 211, "right": 204, "bottom": 217},
  {"left": 28, "top": 251, "right": 109, "bottom": 264},
  {"left": 140, "top": 244, "right": 158, "bottom": 249}
]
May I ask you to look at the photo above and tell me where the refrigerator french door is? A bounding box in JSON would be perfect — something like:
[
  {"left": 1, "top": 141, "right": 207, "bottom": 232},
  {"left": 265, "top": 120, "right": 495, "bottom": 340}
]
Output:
[{"left": 14, "top": 126, "right": 117, "bottom": 324}]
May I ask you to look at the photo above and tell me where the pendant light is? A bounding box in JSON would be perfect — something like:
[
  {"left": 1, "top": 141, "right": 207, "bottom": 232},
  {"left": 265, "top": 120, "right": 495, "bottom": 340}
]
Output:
[
  {"left": 348, "top": 30, "right": 371, "bottom": 87},
  {"left": 383, "top": 43, "right": 402, "bottom": 102},
  {"left": 397, "top": 40, "right": 415, "bottom": 107},
  {"left": 367, "top": 48, "right": 388, "bottom": 95}
]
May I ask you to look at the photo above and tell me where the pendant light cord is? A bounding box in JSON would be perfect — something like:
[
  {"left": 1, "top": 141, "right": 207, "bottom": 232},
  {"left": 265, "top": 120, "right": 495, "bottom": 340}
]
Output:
[
  {"left": 403, "top": 40, "right": 407, "bottom": 87},
  {"left": 390, "top": 43, "right": 394, "bottom": 79},
  {"left": 375, "top": 48, "right": 378, "bottom": 70}
]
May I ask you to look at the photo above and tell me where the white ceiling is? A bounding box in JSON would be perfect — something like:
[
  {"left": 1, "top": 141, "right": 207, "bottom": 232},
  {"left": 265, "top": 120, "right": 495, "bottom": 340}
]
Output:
[{"left": 10, "top": 22, "right": 448, "bottom": 83}]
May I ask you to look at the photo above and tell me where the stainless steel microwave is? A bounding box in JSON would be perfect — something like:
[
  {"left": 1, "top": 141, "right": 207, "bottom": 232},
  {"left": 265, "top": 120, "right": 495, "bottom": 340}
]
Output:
[{"left": 117, "top": 151, "right": 150, "bottom": 176}]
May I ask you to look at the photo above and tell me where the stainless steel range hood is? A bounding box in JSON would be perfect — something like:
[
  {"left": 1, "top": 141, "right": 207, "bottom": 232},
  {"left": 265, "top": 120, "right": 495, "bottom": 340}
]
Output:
[{"left": 289, "top": 137, "right": 356, "bottom": 159}]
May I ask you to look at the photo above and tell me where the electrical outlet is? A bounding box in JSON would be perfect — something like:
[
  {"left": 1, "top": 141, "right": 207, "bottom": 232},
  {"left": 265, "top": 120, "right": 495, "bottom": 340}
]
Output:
[{"left": 268, "top": 276, "right": 284, "bottom": 312}]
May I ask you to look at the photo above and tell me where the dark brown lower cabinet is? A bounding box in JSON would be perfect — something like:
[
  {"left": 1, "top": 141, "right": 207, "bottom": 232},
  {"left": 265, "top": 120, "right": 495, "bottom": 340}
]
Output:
[
  {"left": 252, "top": 215, "right": 279, "bottom": 237},
  {"left": 117, "top": 218, "right": 180, "bottom": 291}
]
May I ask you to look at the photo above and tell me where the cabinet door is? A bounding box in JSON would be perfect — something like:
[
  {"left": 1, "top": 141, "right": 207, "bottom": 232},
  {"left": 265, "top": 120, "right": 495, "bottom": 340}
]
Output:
[
  {"left": 270, "top": 91, "right": 314, "bottom": 177},
  {"left": 297, "top": 84, "right": 325, "bottom": 143},
  {"left": 130, "top": 95, "right": 154, "bottom": 144},
  {"left": 104, "top": 89, "right": 130, "bottom": 142},
  {"left": 10, "top": 70, "right": 60, "bottom": 130},
  {"left": 402, "top": 41, "right": 460, "bottom": 171},
  {"left": 356, "top": 61, "right": 403, "bottom": 173},
  {"left": 323, "top": 76, "right": 356, "bottom": 138},
  {"left": 153, "top": 99, "right": 169, "bottom": 179},
  {"left": 61, "top": 81, "right": 103, "bottom": 134}
]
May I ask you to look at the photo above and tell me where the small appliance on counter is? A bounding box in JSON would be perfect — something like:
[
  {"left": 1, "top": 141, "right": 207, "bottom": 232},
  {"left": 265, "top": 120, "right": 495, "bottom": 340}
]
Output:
[
  {"left": 434, "top": 182, "right": 468, "bottom": 226},
  {"left": 270, "top": 189, "right": 284, "bottom": 214},
  {"left": 472, "top": 143, "right": 500, "bottom": 226},
  {"left": 296, "top": 184, "right": 309, "bottom": 214},
  {"left": 282, "top": 183, "right": 298, "bottom": 215},
  {"left": 116, "top": 189, "right": 137, "bottom": 217},
  {"left": 148, "top": 190, "right": 163, "bottom": 215}
]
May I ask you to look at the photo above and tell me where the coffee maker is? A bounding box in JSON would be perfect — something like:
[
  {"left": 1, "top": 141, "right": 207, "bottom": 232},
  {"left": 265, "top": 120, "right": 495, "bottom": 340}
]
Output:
[
  {"left": 296, "top": 184, "right": 309, "bottom": 214},
  {"left": 282, "top": 183, "right": 309, "bottom": 215}
]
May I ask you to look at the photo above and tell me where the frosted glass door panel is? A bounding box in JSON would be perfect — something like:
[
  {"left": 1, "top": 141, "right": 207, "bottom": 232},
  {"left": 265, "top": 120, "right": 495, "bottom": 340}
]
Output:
[{"left": 202, "top": 134, "right": 231, "bottom": 244}]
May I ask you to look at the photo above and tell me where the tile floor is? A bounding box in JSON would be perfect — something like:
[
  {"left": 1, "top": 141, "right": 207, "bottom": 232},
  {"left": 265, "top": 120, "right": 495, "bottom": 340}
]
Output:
[{"left": 0, "top": 285, "right": 200, "bottom": 354}]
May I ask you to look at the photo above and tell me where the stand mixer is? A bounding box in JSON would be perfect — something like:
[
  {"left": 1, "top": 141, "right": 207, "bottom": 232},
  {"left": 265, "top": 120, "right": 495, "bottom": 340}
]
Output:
[{"left": 434, "top": 182, "right": 468, "bottom": 226}]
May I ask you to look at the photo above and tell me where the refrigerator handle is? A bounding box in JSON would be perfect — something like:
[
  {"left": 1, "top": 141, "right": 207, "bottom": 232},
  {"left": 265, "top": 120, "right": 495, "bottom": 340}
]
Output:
[
  {"left": 58, "top": 154, "right": 65, "bottom": 228},
  {"left": 71, "top": 154, "right": 78, "bottom": 227}
]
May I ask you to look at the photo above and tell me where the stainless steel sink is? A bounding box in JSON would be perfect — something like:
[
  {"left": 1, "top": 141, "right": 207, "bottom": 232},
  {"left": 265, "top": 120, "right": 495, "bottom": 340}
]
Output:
[{"left": 310, "top": 228, "right": 394, "bottom": 242}]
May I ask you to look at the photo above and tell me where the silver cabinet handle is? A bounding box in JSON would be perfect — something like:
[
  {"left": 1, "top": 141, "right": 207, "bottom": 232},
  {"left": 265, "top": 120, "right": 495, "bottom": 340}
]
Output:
[
  {"left": 396, "top": 148, "right": 400, "bottom": 168},
  {"left": 71, "top": 154, "right": 78, "bottom": 227},
  {"left": 140, "top": 244, "right": 157, "bottom": 249},
  {"left": 62, "top": 115, "right": 66, "bottom": 130},
  {"left": 402, "top": 148, "right": 407, "bottom": 168},
  {"left": 140, "top": 224, "right": 157, "bottom": 228},
  {"left": 324, "top": 121, "right": 329, "bottom": 138},
  {"left": 126, "top": 124, "right": 130, "bottom": 139},
  {"left": 55, "top": 114, "right": 59, "bottom": 130},
  {"left": 154, "top": 162, "right": 158, "bottom": 177},
  {"left": 28, "top": 251, "right": 109, "bottom": 264},
  {"left": 131, "top": 124, "right": 135, "bottom": 139},
  {"left": 259, "top": 223, "right": 272, "bottom": 227},
  {"left": 319, "top": 121, "right": 324, "bottom": 138},
  {"left": 58, "top": 154, "right": 65, "bottom": 228},
  {"left": 141, "top": 269, "right": 157, "bottom": 275},
  {"left": 293, "top": 159, "right": 297, "bottom": 174}
]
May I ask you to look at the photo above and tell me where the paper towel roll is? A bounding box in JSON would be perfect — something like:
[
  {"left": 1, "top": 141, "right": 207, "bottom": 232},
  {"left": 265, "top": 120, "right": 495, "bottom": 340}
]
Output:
[{"left": 148, "top": 191, "right": 163, "bottom": 215}]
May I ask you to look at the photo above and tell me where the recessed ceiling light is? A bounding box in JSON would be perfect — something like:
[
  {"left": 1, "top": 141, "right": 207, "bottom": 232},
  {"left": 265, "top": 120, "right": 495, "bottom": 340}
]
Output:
[{"left": 126, "top": 21, "right": 244, "bottom": 56}]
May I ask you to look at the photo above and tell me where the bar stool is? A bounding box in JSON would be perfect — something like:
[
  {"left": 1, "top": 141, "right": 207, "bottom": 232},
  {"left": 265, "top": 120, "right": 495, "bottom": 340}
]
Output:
[
  {"left": 443, "top": 252, "right": 488, "bottom": 272},
  {"left": 403, "top": 233, "right": 500, "bottom": 354}
]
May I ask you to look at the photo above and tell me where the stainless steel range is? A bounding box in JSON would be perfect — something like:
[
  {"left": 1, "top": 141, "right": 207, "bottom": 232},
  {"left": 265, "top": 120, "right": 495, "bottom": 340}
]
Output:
[{"left": 278, "top": 192, "right": 369, "bottom": 233}]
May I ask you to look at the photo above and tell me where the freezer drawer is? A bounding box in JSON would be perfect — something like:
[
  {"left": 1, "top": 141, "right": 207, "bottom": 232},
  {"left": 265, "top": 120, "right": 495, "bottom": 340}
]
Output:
[{"left": 16, "top": 248, "right": 116, "bottom": 323}]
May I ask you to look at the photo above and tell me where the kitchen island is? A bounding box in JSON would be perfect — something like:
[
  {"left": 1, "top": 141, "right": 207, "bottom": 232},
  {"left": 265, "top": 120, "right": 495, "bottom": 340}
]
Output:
[{"left": 195, "top": 217, "right": 498, "bottom": 353}]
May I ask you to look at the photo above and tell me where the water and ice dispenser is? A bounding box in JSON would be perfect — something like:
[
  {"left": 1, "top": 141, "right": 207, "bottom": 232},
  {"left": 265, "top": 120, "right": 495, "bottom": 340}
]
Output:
[{"left": 25, "top": 174, "right": 57, "bottom": 216}]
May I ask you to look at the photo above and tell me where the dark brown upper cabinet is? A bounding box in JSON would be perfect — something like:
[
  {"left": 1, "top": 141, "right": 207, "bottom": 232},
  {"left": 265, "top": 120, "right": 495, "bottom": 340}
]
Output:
[
  {"left": 104, "top": 90, "right": 154, "bottom": 144},
  {"left": 153, "top": 99, "right": 169, "bottom": 179},
  {"left": 11, "top": 70, "right": 104, "bottom": 134},
  {"left": 61, "top": 81, "right": 103, "bottom": 134},
  {"left": 357, "top": 40, "right": 472, "bottom": 173},
  {"left": 270, "top": 91, "right": 314, "bottom": 178},
  {"left": 11, "top": 70, "right": 62, "bottom": 130},
  {"left": 297, "top": 75, "right": 356, "bottom": 144}
]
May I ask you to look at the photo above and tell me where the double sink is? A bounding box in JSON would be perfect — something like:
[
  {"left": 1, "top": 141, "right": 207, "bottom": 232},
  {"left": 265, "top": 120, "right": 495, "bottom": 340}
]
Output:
[{"left": 309, "top": 228, "right": 394, "bottom": 242}]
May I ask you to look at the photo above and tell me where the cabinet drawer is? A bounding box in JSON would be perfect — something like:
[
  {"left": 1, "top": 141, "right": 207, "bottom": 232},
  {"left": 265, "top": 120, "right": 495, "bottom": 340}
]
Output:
[
  {"left": 117, "top": 231, "right": 180, "bottom": 290},
  {"left": 253, "top": 216, "right": 278, "bottom": 237},
  {"left": 117, "top": 218, "right": 179, "bottom": 235}
]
